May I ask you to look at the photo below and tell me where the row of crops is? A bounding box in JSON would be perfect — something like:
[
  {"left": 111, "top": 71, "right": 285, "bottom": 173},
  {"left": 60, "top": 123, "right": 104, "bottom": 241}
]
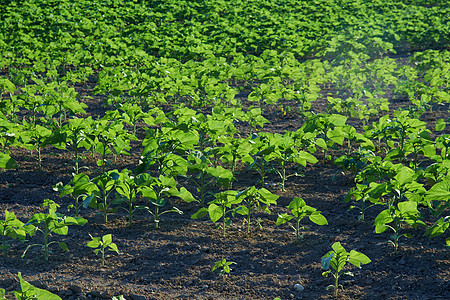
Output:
[{"left": 0, "top": 0, "right": 449, "bottom": 298}]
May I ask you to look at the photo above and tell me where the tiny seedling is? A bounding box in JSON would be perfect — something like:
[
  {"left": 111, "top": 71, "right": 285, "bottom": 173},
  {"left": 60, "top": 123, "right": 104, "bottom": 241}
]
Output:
[
  {"left": 212, "top": 259, "right": 236, "bottom": 278},
  {"left": 321, "top": 242, "right": 371, "bottom": 297},
  {"left": 86, "top": 234, "right": 120, "bottom": 267},
  {"left": 276, "top": 197, "right": 328, "bottom": 243}
]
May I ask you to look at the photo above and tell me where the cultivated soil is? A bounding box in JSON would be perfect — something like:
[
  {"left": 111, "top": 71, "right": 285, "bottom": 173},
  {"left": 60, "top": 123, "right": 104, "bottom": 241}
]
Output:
[{"left": 0, "top": 68, "right": 449, "bottom": 300}]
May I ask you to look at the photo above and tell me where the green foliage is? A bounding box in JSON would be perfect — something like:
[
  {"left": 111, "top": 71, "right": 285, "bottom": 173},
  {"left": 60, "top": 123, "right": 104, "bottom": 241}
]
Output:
[
  {"left": 276, "top": 197, "right": 328, "bottom": 243},
  {"left": 0, "top": 210, "right": 33, "bottom": 255},
  {"left": 138, "top": 175, "right": 187, "bottom": 229},
  {"left": 22, "top": 199, "right": 87, "bottom": 261},
  {"left": 321, "top": 242, "right": 371, "bottom": 297},
  {"left": 86, "top": 234, "right": 120, "bottom": 267},
  {"left": 59, "top": 117, "right": 94, "bottom": 174},
  {"left": 90, "top": 170, "right": 121, "bottom": 224},
  {"left": 1, "top": 272, "right": 61, "bottom": 300},
  {"left": 114, "top": 169, "right": 149, "bottom": 227},
  {"left": 212, "top": 259, "right": 236, "bottom": 278},
  {"left": 53, "top": 173, "right": 97, "bottom": 217},
  {"left": 235, "top": 186, "right": 279, "bottom": 236},
  {"left": 374, "top": 201, "right": 426, "bottom": 254},
  {"left": 192, "top": 190, "right": 241, "bottom": 237}
]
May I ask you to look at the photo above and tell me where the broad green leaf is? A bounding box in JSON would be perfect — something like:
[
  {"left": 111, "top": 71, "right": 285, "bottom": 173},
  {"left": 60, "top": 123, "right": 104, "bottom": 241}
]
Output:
[
  {"left": 321, "top": 252, "right": 333, "bottom": 270},
  {"left": 208, "top": 204, "right": 223, "bottom": 223},
  {"left": 191, "top": 207, "right": 208, "bottom": 219},
  {"left": 177, "top": 187, "right": 197, "bottom": 203},
  {"left": 425, "top": 179, "right": 450, "bottom": 201},
  {"left": 309, "top": 212, "right": 328, "bottom": 225},
  {"left": 297, "top": 151, "right": 318, "bottom": 165},
  {"left": 276, "top": 213, "right": 293, "bottom": 225},
  {"left": 87, "top": 239, "right": 101, "bottom": 248},
  {"left": 435, "top": 119, "right": 446, "bottom": 131},
  {"left": 397, "top": 201, "right": 418, "bottom": 215},
  {"left": 393, "top": 167, "right": 415, "bottom": 187},
  {"left": 374, "top": 209, "right": 392, "bottom": 228},
  {"left": 348, "top": 250, "right": 371, "bottom": 268},
  {"left": 58, "top": 242, "right": 68, "bottom": 252},
  {"left": 331, "top": 242, "right": 346, "bottom": 254},
  {"left": 17, "top": 273, "right": 62, "bottom": 300},
  {"left": 102, "top": 234, "right": 112, "bottom": 244},
  {"left": 0, "top": 152, "right": 16, "bottom": 169}
]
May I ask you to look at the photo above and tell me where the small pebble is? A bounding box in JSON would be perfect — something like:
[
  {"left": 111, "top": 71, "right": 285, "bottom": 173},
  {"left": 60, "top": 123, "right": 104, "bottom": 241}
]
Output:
[{"left": 294, "top": 283, "right": 304, "bottom": 292}]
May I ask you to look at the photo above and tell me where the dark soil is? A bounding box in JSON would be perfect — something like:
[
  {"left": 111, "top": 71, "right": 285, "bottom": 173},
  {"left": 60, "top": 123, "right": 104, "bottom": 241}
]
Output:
[{"left": 0, "top": 81, "right": 449, "bottom": 300}]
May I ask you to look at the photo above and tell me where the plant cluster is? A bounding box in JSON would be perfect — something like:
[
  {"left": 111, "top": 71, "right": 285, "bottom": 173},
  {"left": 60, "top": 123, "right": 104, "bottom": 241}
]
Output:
[{"left": 0, "top": 0, "right": 449, "bottom": 297}]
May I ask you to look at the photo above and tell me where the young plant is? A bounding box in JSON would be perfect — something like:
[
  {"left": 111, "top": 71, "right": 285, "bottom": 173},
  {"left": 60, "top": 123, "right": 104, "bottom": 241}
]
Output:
[
  {"left": 248, "top": 133, "right": 276, "bottom": 188},
  {"left": 90, "top": 170, "right": 120, "bottom": 223},
  {"left": 138, "top": 175, "right": 185, "bottom": 229},
  {"left": 212, "top": 259, "right": 236, "bottom": 278},
  {"left": 115, "top": 169, "right": 147, "bottom": 227},
  {"left": 0, "top": 210, "right": 33, "bottom": 255},
  {"left": 88, "top": 119, "right": 136, "bottom": 173},
  {"left": 264, "top": 132, "right": 318, "bottom": 191},
  {"left": 235, "top": 186, "right": 279, "bottom": 237},
  {"left": 423, "top": 176, "right": 450, "bottom": 246},
  {"left": 321, "top": 242, "right": 371, "bottom": 297},
  {"left": 22, "top": 199, "right": 87, "bottom": 261},
  {"left": 192, "top": 190, "right": 241, "bottom": 237},
  {"left": 59, "top": 117, "right": 94, "bottom": 174},
  {"left": 0, "top": 272, "right": 61, "bottom": 300},
  {"left": 86, "top": 234, "right": 120, "bottom": 267},
  {"left": 53, "top": 173, "right": 97, "bottom": 217},
  {"left": 276, "top": 197, "right": 328, "bottom": 243},
  {"left": 19, "top": 122, "right": 55, "bottom": 171},
  {"left": 374, "top": 200, "right": 426, "bottom": 254},
  {"left": 184, "top": 150, "right": 234, "bottom": 206},
  {"left": 344, "top": 182, "right": 387, "bottom": 221}
]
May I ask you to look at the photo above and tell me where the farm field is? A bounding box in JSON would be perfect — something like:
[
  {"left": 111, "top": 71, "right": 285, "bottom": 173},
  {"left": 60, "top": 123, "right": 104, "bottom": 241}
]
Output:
[{"left": 0, "top": 0, "right": 449, "bottom": 299}]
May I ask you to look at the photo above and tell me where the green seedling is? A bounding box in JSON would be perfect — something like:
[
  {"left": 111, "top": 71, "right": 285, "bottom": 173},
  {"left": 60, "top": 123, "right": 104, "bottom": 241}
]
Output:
[
  {"left": 277, "top": 197, "right": 328, "bottom": 243},
  {"left": 184, "top": 150, "right": 234, "bottom": 206},
  {"left": 59, "top": 117, "right": 94, "bottom": 174},
  {"left": 90, "top": 170, "right": 120, "bottom": 223},
  {"left": 138, "top": 175, "right": 186, "bottom": 229},
  {"left": 0, "top": 210, "right": 33, "bottom": 255},
  {"left": 235, "top": 186, "right": 279, "bottom": 237},
  {"left": 0, "top": 272, "right": 61, "bottom": 300},
  {"left": 136, "top": 127, "right": 189, "bottom": 177},
  {"left": 192, "top": 190, "right": 241, "bottom": 237},
  {"left": 86, "top": 234, "right": 120, "bottom": 267},
  {"left": 212, "top": 259, "right": 236, "bottom": 278},
  {"left": 264, "top": 132, "right": 318, "bottom": 191},
  {"left": 248, "top": 133, "right": 276, "bottom": 188},
  {"left": 374, "top": 200, "right": 426, "bottom": 254},
  {"left": 115, "top": 169, "right": 147, "bottom": 227},
  {"left": 88, "top": 119, "right": 136, "bottom": 174},
  {"left": 218, "top": 135, "right": 254, "bottom": 185},
  {"left": 345, "top": 182, "right": 386, "bottom": 221},
  {"left": 321, "top": 242, "right": 371, "bottom": 297},
  {"left": 119, "top": 103, "right": 147, "bottom": 135},
  {"left": 53, "top": 173, "right": 97, "bottom": 217},
  {"left": 423, "top": 176, "right": 450, "bottom": 245},
  {"left": 22, "top": 199, "right": 87, "bottom": 261}
]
